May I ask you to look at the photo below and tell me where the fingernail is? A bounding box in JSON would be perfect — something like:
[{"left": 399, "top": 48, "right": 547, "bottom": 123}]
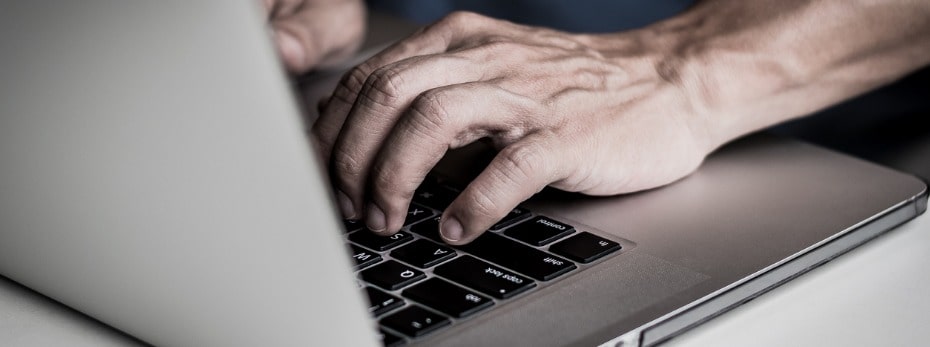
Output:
[
  {"left": 275, "top": 30, "right": 305, "bottom": 69},
  {"left": 336, "top": 190, "right": 356, "bottom": 219},
  {"left": 366, "top": 204, "right": 387, "bottom": 233},
  {"left": 440, "top": 217, "right": 463, "bottom": 242}
]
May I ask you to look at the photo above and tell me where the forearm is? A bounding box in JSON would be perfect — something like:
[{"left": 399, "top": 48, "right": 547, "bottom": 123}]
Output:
[{"left": 634, "top": 0, "right": 930, "bottom": 149}]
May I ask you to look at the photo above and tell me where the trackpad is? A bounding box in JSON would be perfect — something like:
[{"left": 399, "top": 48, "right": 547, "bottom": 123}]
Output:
[{"left": 427, "top": 251, "right": 709, "bottom": 346}]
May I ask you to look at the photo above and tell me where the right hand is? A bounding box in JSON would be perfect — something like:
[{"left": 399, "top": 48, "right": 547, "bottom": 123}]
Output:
[{"left": 311, "top": 12, "right": 718, "bottom": 244}]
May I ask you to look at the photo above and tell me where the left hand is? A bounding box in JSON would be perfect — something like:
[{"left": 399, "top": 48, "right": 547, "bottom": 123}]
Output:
[
  {"left": 263, "top": 0, "right": 365, "bottom": 72},
  {"left": 314, "top": 12, "right": 717, "bottom": 244}
]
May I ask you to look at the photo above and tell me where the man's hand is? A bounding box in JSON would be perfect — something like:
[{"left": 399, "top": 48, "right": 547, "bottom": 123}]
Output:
[
  {"left": 316, "top": 2, "right": 930, "bottom": 245},
  {"left": 314, "top": 12, "right": 716, "bottom": 244},
  {"left": 264, "top": 0, "right": 365, "bottom": 72}
]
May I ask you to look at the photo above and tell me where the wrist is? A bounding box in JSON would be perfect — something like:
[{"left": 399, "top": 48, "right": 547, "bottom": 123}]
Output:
[
  {"left": 642, "top": 7, "right": 812, "bottom": 151},
  {"left": 572, "top": 26, "right": 729, "bottom": 155}
]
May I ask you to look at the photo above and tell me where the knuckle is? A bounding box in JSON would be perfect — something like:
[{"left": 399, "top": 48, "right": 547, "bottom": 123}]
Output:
[
  {"left": 370, "top": 164, "right": 404, "bottom": 197},
  {"left": 440, "top": 11, "right": 482, "bottom": 28},
  {"left": 337, "top": 65, "right": 371, "bottom": 94},
  {"left": 393, "top": 37, "right": 424, "bottom": 57},
  {"left": 466, "top": 186, "right": 503, "bottom": 220},
  {"left": 499, "top": 141, "right": 548, "bottom": 181},
  {"left": 332, "top": 147, "right": 364, "bottom": 184},
  {"left": 408, "top": 90, "right": 453, "bottom": 136},
  {"left": 329, "top": 84, "right": 357, "bottom": 106},
  {"left": 361, "top": 66, "right": 405, "bottom": 106}
]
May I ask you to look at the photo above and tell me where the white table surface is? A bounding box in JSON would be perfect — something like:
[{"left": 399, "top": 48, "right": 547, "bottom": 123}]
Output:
[
  {"left": 668, "top": 211, "right": 930, "bottom": 347},
  {"left": 1, "top": 212, "right": 927, "bottom": 347}
]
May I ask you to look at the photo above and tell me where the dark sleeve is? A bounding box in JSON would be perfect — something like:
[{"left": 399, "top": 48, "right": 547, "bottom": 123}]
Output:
[{"left": 366, "top": 0, "right": 693, "bottom": 33}]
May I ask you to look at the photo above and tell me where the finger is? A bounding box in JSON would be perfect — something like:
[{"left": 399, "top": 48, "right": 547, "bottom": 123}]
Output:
[
  {"left": 366, "top": 83, "right": 539, "bottom": 235},
  {"left": 271, "top": 0, "right": 364, "bottom": 72},
  {"left": 441, "top": 135, "right": 569, "bottom": 245},
  {"left": 311, "top": 46, "right": 456, "bottom": 167},
  {"left": 329, "top": 54, "right": 487, "bottom": 223},
  {"left": 310, "top": 33, "right": 443, "bottom": 170},
  {"left": 265, "top": 0, "right": 303, "bottom": 18},
  {"left": 260, "top": 0, "right": 274, "bottom": 18},
  {"left": 312, "top": 11, "right": 493, "bottom": 166}
]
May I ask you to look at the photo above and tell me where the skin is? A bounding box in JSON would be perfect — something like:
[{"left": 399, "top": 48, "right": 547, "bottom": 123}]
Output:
[
  {"left": 264, "top": 0, "right": 365, "bottom": 71},
  {"left": 276, "top": 0, "right": 930, "bottom": 245}
]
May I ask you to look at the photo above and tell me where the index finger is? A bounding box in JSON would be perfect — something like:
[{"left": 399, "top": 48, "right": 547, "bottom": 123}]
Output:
[
  {"left": 441, "top": 134, "right": 568, "bottom": 245},
  {"left": 366, "top": 83, "right": 538, "bottom": 235}
]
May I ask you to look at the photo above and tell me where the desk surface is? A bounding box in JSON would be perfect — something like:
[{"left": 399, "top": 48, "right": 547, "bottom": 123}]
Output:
[{"left": 1, "top": 213, "right": 927, "bottom": 346}]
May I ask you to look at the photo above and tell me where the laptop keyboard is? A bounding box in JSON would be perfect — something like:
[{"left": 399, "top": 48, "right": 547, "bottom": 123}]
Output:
[{"left": 343, "top": 178, "right": 623, "bottom": 346}]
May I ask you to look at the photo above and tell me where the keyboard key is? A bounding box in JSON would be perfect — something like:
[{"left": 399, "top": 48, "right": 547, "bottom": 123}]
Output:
[
  {"left": 343, "top": 219, "right": 364, "bottom": 233},
  {"left": 503, "top": 216, "right": 575, "bottom": 246},
  {"left": 459, "top": 232, "right": 576, "bottom": 281},
  {"left": 349, "top": 230, "right": 413, "bottom": 251},
  {"left": 434, "top": 255, "right": 535, "bottom": 299},
  {"left": 391, "top": 239, "right": 456, "bottom": 268},
  {"left": 412, "top": 181, "right": 459, "bottom": 210},
  {"left": 365, "top": 287, "right": 405, "bottom": 316},
  {"left": 402, "top": 278, "right": 493, "bottom": 318},
  {"left": 360, "top": 260, "right": 426, "bottom": 290},
  {"left": 349, "top": 244, "right": 382, "bottom": 270},
  {"left": 490, "top": 207, "right": 531, "bottom": 231},
  {"left": 381, "top": 306, "right": 450, "bottom": 338},
  {"left": 409, "top": 216, "right": 442, "bottom": 242},
  {"left": 549, "top": 232, "right": 621, "bottom": 263},
  {"left": 404, "top": 203, "right": 435, "bottom": 226},
  {"left": 379, "top": 329, "right": 405, "bottom": 347}
]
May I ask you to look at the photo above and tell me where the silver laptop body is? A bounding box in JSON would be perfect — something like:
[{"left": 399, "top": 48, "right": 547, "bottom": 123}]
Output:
[{"left": 1, "top": 2, "right": 926, "bottom": 347}]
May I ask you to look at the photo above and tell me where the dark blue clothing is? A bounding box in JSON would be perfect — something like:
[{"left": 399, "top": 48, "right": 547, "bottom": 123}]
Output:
[{"left": 368, "top": 0, "right": 692, "bottom": 33}]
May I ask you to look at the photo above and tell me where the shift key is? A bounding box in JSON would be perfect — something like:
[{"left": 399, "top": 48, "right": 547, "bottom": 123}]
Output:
[
  {"left": 435, "top": 256, "right": 535, "bottom": 299},
  {"left": 459, "top": 232, "right": 576, "bottom": 281}
]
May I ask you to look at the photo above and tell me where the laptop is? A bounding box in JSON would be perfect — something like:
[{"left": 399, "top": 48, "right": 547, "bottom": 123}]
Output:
[{"left": 0, "top": 2, "right": 926, "bottom": 346}]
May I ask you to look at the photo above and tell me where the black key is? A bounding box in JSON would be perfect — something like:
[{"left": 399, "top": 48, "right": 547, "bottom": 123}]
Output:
[
  {"left": 349, "top": 244, "right": 382, "bottom": 270},
  {"left": 409, "top": 216, "right": 442, "bottom": 242},
  {"left": 404, "top": 203, "right": 435, "bottom": 226},
  {"left": 360, "top": 260, "right": 426, "bottom": 290},
  {"left": 391, "top": 239, "right": 456, "bottom": 268},
  {"left": 503, "top": 216, "right": 575, "bottom": 246},
  {"left": 402, "top": 278, "right": 493, "bottom": 318},
  {"left": 381, "top": 306, "right": 451, "bottom": 338},
  {"left": 379, "top": 329, "right": 405, "bottom": 347},
  {"left": 459, "top": 232, "right": 576, "bottom": 281},
  {"left": 549, "top": 232, "right": 622, "bottom": 263},
  {"left": 490, "top": 207, "right": 531, "bottom": 231},
  {"left": 344, "top": 219, "right": 364, "bottom": 233},
  {"left": 365, "top": 287, "right": 405, "bottom": 316},
  {"left": 412, "top": 181, "right": 459, "bottom": 210},
  {"left": 349, "top": 230, "right": 413, "bottom": 251},
  {"left": 434, "top": 256, "right": 535, "bottom": 299}
]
